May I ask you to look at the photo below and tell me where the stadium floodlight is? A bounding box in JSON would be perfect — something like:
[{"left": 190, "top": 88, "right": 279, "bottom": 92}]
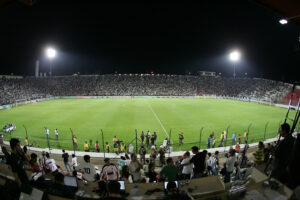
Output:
[
  {"left": 279, "top": 19, "right": 288, "bottom": 25},
  {"left": 45, "top": 47, "right": 56, "bottom": 76},
  {"left": 279, "top": 14, "right": 300, "bottom": 25},
  {"left": 229, "top": 50, "right": 241, "bottom": 79},
  {"left": 46, "top": 48, "right": 56, "bottom": 59}
]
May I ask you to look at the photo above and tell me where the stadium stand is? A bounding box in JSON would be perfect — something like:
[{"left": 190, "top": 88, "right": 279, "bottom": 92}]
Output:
[{"left": 0, "top": 75, "right": 293, "bottom": 105}]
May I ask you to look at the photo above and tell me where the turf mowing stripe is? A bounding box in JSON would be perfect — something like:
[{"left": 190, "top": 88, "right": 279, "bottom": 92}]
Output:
[{"left": 147, "top": 102, "right": 169, "bottom": 139}]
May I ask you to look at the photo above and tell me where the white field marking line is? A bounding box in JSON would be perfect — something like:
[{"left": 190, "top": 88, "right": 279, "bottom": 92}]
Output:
[{"left": 147, "top": 102, "right": 169, "bottom": 139}]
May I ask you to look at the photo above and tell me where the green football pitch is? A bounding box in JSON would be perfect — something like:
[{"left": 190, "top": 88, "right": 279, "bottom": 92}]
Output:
[{"left": 0, "top": 98, "right": 289, "bottom": 151}]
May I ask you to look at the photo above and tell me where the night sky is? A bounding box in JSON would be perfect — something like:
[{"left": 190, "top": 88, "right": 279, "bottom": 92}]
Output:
[{"left": 0, "top": 1, "right": 299, "bottom": 82}]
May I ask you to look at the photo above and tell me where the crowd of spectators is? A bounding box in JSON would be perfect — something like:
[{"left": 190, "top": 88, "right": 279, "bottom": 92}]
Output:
[
  {"left": 0, "top": 75, "right": 292, "bottom": 105},
  {"left": 0, "top": 122, "right": 298, "bottom": 199}
]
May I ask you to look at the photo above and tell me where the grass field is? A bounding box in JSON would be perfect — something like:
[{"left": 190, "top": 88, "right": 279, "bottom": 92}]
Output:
[{"left": 0, "top": 98, "right": 289, "bottom": 152}]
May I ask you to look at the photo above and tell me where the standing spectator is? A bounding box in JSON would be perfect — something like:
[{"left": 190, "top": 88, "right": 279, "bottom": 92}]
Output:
[
  {"left": 39, "top": 151, "right": 46, "bottom": 171},
  {"left": 207, "top": 136, "right": 211, "bottom": 149},
  {"left": 25, "top": 137, "right": 29, "bottom": 146},
  {"left": 244, "top": 140, "right": 249, "bottom": 153},
  {"left": 235, "top": 143, "right": 240, "bottom": 157},
  {"left": 84, "top": 141, "right": 89, "bottom": 152},
  {"left": 272, "top": 123, "right": 295, "bottom": 184},
  {"left": 140, "top": 131, "right": 145, "bottom": 144},
  {"left": 128, "top": 144, "right": 134, "bottom": 155},
  {"left": 55, "top": 129, "right": 59, "bottom": 140},
  {"left": 179, "top": 132, "right": 184, "bottom": 146},
  {"left": 73, "top": 136, "right": 78, "bottom": 150},
  {"left": 45, "top": 127, "right": 50, "bottom": 140},
  {"left": 181, "top": 146, "right": 205, "bottom": 178},
  {"left": 219, "top": 132, "right": 224, "bottom": 147},
  {"left": 224, "top": 150, "right": 236, "bottom": 183},
  {"left": 101, "top": 158, "right": 119, "bottom": 181},
  {"left": 160, "top": 158, "right": 178, "bottom": 181},
  {"left": 62, "top": 149, "right": 72, "bottom": 173},
  {"left": 76, "top": 155, "right": 96, "bottom": 182},
  {"left": 95, "top": 141, "right": 100, "bottom": 152},
  {"left": 158, "top": 146, "right": 166, "bottom": 166},
  {"left": 45, "top": 152, "right": 58, "bottom": 174},
  {"left": 106, "top": 142, "right": 110, "bottom": 153},
  {"left": 139, "top": 144, "right": 146, "bottom": 164},
  {"left": 253, "top": 141, "right": 264, "bottom": 164},
  {"left": 150, "top": 146, "right": 157, "bottom": 164},
  {"left": 146, "top": 131, "right": 151, "bottom": 148},
  {"left": 163, "top": 138, "right": 168, "bottom": 148},
  {"left": 71, "top": 154, "right": 78, "bottom": 169},
  {"left": 211, "top": 151, "right": 219, "bottom": 175},
  {"left": 150, "top": 134, "right": 155, "bottom": 146},
  {"left": 153, "top": 132, "right": 157, "bottom": 146},
  {"left": 113, "top": 136, "right": 118, "bottom": 148},
  {"left": 118, "top": 156, "right": 126, "bottom": 173},
  {"left": 129, "top": 153, "right": 143, "bottom": 183},
  {"left": 212, "top": 136, "right": 216, "bottom": 148},
  {"left": 46, "top": 172, "right": 75, "bottom": 199},
  {"left": 121, "top": 165, "right": 131, "bottom": 182},
  {"left": 232, "top": 132, "right": 236, "bottom": 145},
  {"left": 206, "top": 153, "right": 213, "bottom": 175},
  {"left": 244, "top": 130, "right": 248, "bottom": 143},
  {"left": 9, "top": 138, "right": 32, "bottom": 194},
  {"left": 120, "top": 143, "right": 126, "bottom": 153},
  {"left": 181, "top": 151, "right": 193, "bottom": 179},
  {"left": 238, "top": 134, "right": 242, "bottom": 144}
]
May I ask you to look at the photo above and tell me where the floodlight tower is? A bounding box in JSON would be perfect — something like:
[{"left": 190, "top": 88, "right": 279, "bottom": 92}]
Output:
[
  {"left": 229, "top": 50, "right": 240, "bottom": 79},
  {"left": 46, "top": 47, "right": 56, "bottom": 76}
]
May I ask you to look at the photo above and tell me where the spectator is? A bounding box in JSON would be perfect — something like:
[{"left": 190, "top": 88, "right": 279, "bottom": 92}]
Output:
[
  {"left": 207, "top": 136, "right": 211, "bottom": 149},
  {"left": 244, "top": 130, "right": 248, "bottom": 143},
  {"left": 163, "top": 181, "right": 191, "bottom": 200},
  {"left": 150, "top": 146, "right": 157, "bottom": 164},
  {"left": 76, "top": 155, "right": 96, "bottom": 182},
  {"left": 271, "top": 123, "right": 295, "bottom": 183},
  {"left": 139, "top": 144, "right": 146, "bottom": 164},
  {"left": 45, "top": 152, "right": 58, "bottom": 174},
  {"left": 153, "top": 132, "right": 157, "bottom": 146},
  {"left": 55, "top": 129, "right": 59, "bottom": 140},
  {"left": 224, "top": 150, "right": 236, "bottom": 183},
  {"left": 160, "top": 158, "right": 178, "bottom": 181},
  {"left": 179, "top": 132, "right": 184, "bottom": 146},
  {"left": 39, "top": 151, "right": 46, "bottom": 172},
  {"left": 128, "top": 153, "right": 142, "bottom": 183},
  {"left": 102, "top": 180, "right": 125, "bottom": 200},
  {"left": 118, "top": 156, "right": 126, "bottom": 173},
  {"left": 9, "top": 138, "right": 32, "bottom": 194},
  {"left": 106, "top": 142, "right": 110, "bottom": 153},
  {"left": 46, "top": 172, "right": 74, "bottom": 199},
  {"left": 29, "top": 153, "right": 44, "bottom": 174},
  {"left": 73, "top": 136, "right": 78, "bottom": 150},
  {"left": 84, "top": 141, "right": 89, "bottom": 152},
  {"left": 211, "top": 151, "right": 219, "bottom": 175},
  {"left": 253, "top": 141, "right": 264, "bottom": 164},
  {"left": 244, "top": 140, "right": 249, "bottom": 153},
  {"left": 151, "top": 134, "right": 155, "bottom": 146},
  {"left": 62, "top": 149, "right": 72, "bottom": 173},
  {"left": 146, "top": 131, "right": 151, "bottom": 148},
  {"left": 140, "top": 131, "right": 145, "bottom": 144},
  {"left": 71, "top": 154, "right": 78, "bottom": 169},
  {"left": 120, "top": 143, "right": 126, "bottom": 153},
  {"left": 128, "top": 144, "right": 134, "bottom": 155},
  {"left": 181, "top": 151, "right": 193, "bottom": 179},
  {"left": 158, "top": 146, "right": 166, "bottom": 166},
  {"left": 101, "top": 158, "right": 119, "bottom": 181},
  {"left": 143, "top": 159, "right": 150, "bottom": 175},
  {"left": 95, "top": 141, "right": 100, "bottom": 152},
  {"left": 232, "top": 133, "right": 236, "bottom": 145},
  {"left": 121, "top": 165, "right": 131, "bottom": 182},
  {"left": 235, "top": 143, "right": 240, "bottom": 157},
  {"left": 181, "top": 146, "right": 204, "bottom": 178},
  {"left": 148, "top": 163, "right": 158, "bottom": 183}
]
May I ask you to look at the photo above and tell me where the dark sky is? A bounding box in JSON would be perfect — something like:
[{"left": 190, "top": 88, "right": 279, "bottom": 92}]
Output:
[{"left": 0, "top": 0, "right": 299, "bottom": 82}]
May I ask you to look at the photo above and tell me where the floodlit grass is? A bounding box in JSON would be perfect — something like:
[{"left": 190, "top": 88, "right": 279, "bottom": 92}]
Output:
[{"left": 0, "top": 98, "right": 289, "bottom": 151}]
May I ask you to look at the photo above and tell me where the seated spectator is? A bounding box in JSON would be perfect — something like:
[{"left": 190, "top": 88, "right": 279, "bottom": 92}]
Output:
[
  {"left": 76, "top": 155, "right": 96, "bottom": 182},
  {"left": 148, "top": 163, "right": 158, "bottom": 183},
  {"left": 46, "top": 172, "right": 75, "bottom": 199},
  {"left": 143, "top": 159, "right": 150, "bottom": 175},
  {"left": 253, "top": 141, "right": 264, "bottom": 164},
  {"left": 128, "top": 153, "right": 143, "bottom": 183},
  {"left": 181, "top": 151, "right": 193, "bottom": 179},
  {"left": 29, "top": 153, "right": 44, "bottom": 174},
  {"left": 9, "top": 138, "right": 32, "bottom": 194},
  {"left": 163, "top": 181, "right": 191, "bottom": 200},
  {"left": 101, "top": 158, "right": 119, "bottom": 181},
  {"left": 237, "top": 151, "right": 249, "bottom": 168},
  {"left": 102, "top": 180, "right": 125, "bottom": 200},
  {"left": 160, "top": 158, "right": 178, "bottom": 181},
  {"left": 45, "top": 152, "right": 58, "bottom": 174}
]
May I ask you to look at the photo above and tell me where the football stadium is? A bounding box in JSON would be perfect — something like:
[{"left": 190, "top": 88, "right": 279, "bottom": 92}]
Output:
[{"left": 0, "top": 1, "right": 299, "bottom": 200}]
